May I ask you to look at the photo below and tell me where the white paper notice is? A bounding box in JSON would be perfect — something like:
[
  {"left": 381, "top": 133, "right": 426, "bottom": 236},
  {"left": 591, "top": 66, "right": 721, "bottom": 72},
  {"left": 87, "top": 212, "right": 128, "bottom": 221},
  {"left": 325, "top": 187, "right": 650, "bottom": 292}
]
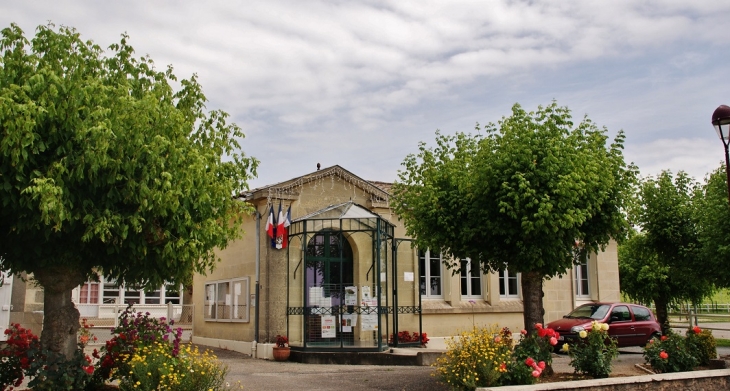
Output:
[
  {"left": 207, "top": 285, "right": 215, "bottom": 316},
  {"left": 361, "top": 286, "right": 371, "bottom": 301},
  {"left": 361, "top": 314, "right": 378, "bottom": 331},
  {"left": 345, "top": 286, "right": 357, "bottom": 306},
  {"left": 321, "top": 315, "right": 336, "bottom": 338},
  {"left": 380, "top": 272, "right": 386, "bottom": 282},
  {"left": 404, "top": 272, "right": 414, "bottom": 282},
  {"left": 342, "top": 314, "right": 357, "bottom": 327}
]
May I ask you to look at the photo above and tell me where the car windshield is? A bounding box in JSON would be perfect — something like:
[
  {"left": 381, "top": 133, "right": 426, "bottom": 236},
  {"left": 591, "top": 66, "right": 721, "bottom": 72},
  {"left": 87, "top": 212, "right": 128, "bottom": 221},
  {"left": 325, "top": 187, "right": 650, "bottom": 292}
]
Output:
[{"left": 565, "top": 304, "right": 611, "bottom": 320}]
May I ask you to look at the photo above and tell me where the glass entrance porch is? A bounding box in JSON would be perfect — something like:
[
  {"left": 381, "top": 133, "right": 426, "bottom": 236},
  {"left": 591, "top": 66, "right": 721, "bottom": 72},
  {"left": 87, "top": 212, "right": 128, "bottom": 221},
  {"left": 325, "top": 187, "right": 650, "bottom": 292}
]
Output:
[{"left": 285, "top": 201, "right": 421, "bottom": 352}]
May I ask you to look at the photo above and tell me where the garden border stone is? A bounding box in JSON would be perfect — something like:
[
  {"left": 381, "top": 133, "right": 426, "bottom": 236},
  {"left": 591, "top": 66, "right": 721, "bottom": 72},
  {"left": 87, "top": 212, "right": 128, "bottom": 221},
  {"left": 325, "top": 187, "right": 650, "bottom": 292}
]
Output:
[{"left": 479, "top": 368, "right": 730, "bottom": 391}]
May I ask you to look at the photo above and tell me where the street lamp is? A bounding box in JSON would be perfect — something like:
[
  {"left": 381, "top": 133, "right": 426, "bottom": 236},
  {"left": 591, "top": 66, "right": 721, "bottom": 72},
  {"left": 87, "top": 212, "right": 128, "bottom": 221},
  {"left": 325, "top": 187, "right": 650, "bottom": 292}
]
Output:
[{"left": 711, "top": 104, "right": 730, "bottom": 204}]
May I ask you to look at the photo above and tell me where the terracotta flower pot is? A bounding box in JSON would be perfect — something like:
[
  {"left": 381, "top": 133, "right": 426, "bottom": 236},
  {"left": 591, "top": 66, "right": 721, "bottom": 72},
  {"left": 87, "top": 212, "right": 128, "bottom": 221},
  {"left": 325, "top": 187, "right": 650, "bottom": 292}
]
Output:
[{"left": 272, "top": 346, "right": 291, "bottom": 362}]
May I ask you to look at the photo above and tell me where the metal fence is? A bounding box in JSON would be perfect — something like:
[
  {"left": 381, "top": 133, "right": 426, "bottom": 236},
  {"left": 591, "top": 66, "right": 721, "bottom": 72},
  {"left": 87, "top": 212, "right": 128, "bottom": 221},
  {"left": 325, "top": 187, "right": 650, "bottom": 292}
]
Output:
[
  {"left": 667, "top": 310, "right": 730, "bottom": 338},
  {"left": 82, "top": 304, "right": 194, "bottom": 346}
]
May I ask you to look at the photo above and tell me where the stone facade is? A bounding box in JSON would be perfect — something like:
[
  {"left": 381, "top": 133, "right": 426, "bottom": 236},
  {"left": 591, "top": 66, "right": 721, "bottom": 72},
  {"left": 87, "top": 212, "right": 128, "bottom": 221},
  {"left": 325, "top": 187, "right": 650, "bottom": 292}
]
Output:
[{"left": 191, "top": 165, "right": 622, "bottom": 355}]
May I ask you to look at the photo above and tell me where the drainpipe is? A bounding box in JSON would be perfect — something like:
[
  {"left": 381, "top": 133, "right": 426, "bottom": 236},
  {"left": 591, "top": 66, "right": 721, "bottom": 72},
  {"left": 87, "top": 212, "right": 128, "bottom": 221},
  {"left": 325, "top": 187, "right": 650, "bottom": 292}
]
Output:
[{"left": 253, "top": 209, "right": 261, "bottom": 358}]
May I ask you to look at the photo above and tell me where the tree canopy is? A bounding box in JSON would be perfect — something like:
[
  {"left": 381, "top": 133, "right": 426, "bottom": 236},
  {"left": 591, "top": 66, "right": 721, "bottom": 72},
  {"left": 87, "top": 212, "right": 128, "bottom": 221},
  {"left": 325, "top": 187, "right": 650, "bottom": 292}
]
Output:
[
  {"left": 618, "top": 171, "right": 712, "bottom": 334},
  {"left": 696, "top": 166, "right": 730, "bottom": 288},
  {"left": 391, "top": 102, "right": 635, "bottom": 330},
  {"left": 0, "top": 23, "right": 258, "bottom": 355}
]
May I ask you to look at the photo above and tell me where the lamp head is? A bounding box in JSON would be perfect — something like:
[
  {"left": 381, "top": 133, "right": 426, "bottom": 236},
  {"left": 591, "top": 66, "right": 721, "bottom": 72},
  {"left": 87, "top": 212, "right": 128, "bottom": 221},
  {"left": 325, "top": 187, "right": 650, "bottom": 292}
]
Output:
[{"left": 712, "top": 105, "right": 730, "bottom": 142}]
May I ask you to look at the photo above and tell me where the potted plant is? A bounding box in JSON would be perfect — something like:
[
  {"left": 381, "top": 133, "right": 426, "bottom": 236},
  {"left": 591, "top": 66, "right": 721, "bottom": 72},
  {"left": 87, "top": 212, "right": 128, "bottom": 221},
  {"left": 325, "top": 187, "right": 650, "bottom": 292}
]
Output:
[{"left": 272, "top": 335, "right": 290, "bottom": 361}]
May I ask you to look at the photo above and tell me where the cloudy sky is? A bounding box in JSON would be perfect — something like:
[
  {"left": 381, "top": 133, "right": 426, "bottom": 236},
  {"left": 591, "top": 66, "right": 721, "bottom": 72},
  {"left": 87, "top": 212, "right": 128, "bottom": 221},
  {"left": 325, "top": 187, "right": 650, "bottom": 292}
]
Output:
[{"left": 3, "top": 1, "right": 730, "bottom": 188}]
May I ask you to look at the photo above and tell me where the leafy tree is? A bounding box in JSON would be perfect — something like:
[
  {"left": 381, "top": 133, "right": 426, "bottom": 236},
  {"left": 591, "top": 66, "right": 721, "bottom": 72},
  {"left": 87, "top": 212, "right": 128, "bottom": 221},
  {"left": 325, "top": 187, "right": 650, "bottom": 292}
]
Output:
[
  {"left": 0, "top": 24, "right": 257, "bottom": 357},
  {"left": 392, "top": 102, "right": 634, "bottom": 331},
  {"left": 695, "top": 166, "right": 730, "bottom": 288},
  {"left": 618, "top": 171, "right": 713, "bottom": 334}
]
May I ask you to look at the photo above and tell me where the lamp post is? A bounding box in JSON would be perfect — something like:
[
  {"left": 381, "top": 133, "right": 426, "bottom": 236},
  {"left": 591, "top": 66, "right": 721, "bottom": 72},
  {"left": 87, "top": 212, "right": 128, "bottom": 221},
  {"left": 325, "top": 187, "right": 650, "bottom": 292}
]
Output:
[{"left": 711, "top": 105, "right": 730, "bottom": 204}]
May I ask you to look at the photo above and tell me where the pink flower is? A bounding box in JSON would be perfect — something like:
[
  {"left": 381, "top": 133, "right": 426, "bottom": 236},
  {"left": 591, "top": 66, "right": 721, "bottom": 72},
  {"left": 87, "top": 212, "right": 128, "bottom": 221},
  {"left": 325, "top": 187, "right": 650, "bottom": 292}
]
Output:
[
  {"left": 537, "top": 361, "right": 546, "bottom": 370},
  {"left": 660, "top": 335, "right": 667, "bottom": 341},
  {"left": 520, "top": 329, "right": 527, "bottom": 335},
  {"left": 549, "top": 337, "right": 558, "bottom": 346},
  {"left": 494, "top": 336, "right": 502, "bottom": 343},
  {"left": 535, "top": 323, "right": 543, "bottom": 329},
  {"left": 532, "top": 370, "right": 541, "bottom": 378},
  {"left": 659, "top": 351, "right": 668, "bottom": 360}
]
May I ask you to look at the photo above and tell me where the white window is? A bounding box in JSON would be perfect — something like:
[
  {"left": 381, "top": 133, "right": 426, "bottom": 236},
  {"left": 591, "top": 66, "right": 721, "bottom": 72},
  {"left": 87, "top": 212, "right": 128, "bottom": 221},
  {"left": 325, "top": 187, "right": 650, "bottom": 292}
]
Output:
[
  {"left": 499, "top": 269, "right": 519, "bottom": 298},
  {"left": 419, "top": 249, "right": 442, "bottom": 298},
  {"left": 83, "top": 277, "right": 182, "bottom": 305},
  {"left": 204, "top": 277, "right": 250, "bottom": 322},
  {"left": 460, "top": 258, "right": 482, "bottom": 298},
  {"left": 575, "top": 261, "right": 590, "bottom": 297},
  {"left": 76, "top": 282, "right": 100, "bottom": 304}
]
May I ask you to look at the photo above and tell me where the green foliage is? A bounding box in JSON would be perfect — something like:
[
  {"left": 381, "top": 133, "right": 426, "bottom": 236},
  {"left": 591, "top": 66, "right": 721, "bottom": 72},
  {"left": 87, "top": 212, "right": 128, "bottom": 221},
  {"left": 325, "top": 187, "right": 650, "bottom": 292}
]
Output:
[
  {"left": 0, "top": 323, "right": 38, "bottom": 390},
  {"left": 0, "top": 22, "right": 257, "bottom": 355},
  {"left": 118, "top": 342, "right": 228, "bottom": 391},
  {"left": 619, "top": 171, "right": 714, "bottom": 334},
  {"left": 0, "top": 323, "right": 97, "bottom": 391},
  {"left": 511, "top": 324, "right": 555, "bottom": 371},
  {"left": 0, "top": 21, "right": 258, "bottom": 287},
  {"left": 685, "top": 327, "right": 717, "bottom": 366},
  {"left": 392, "top": 102, "right": 635, "bottom": 327},
  {"left": 566, "top": 321, "right": 618, "bottom": 378},
  {"left": 643, "top": 333, "right": 698, "bottom": 373},
  {"left": 25, "top": 348, "right": 96, "bottom": 391},
  {"left": 695, "top": 167, "right": 730, "bottom": 288},
  {"left": 433, "top": 325, "right": 513, "bottom": 390},
  {"left": 94, "top": 306, "right": 183, "bottom": 384}
]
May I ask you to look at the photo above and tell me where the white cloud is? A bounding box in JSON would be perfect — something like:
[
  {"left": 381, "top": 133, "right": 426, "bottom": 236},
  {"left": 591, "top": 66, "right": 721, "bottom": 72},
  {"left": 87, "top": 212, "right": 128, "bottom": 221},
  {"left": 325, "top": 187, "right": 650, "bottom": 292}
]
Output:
[{"left": 1, "top": 0, "right": 729, "bottom": 188}]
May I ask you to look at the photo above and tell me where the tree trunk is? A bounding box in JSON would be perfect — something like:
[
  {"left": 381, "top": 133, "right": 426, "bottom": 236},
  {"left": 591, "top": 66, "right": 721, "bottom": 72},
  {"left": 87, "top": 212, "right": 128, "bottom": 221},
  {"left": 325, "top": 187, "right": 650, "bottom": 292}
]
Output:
[
  {"left": 653, "top": 296, "right": 671, "bottom": 336},
  {"left": 34, "top": 266, "right": 85, "bottom": 359},
  {"left": 521, "top": 270, "right": 545, "bottom": 334}
]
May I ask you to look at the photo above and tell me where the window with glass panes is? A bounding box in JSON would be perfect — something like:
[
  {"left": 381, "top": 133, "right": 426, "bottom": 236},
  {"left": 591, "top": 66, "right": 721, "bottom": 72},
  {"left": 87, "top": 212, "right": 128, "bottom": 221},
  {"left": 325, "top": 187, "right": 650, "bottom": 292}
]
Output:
[
  {"left": 575, "top": 261, "right": 590, "bottom": 297},
  {"left": 419, "top": 249, "right": 442, "bottom": 298},
  {"left": 460, "top": 258, "right": 482, "bottom": 298},
  {"left": 499, "top": 269, "right": 519, "bottom": 298},
  {"left": 204, "top": 277, "right": 250, "bottom": 322},
  {"left": 78, "top": 282, "right": 100, "bottom": 304}
]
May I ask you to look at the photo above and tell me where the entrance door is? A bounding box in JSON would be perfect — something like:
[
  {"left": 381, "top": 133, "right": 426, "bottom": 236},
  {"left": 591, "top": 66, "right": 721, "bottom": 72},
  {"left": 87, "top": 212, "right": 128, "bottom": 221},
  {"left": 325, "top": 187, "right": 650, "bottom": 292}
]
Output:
[
  {"left": 304, "top": 231, "right": 353, "bottom": 347},
  {"left": 0, "top": 272, "right": 13, "bottom": 341}
]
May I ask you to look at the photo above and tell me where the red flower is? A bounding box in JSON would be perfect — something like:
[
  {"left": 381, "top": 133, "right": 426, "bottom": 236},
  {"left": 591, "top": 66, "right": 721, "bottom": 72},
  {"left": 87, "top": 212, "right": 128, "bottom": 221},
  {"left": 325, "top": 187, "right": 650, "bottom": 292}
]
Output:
[
  {"left": 83, "top": 365, "right": 94, "bottom": 374},
  {"left": 692, "top": 326, "right": 701, "bottom": 334},
  {"left": 525, "top": 357, "right": 535, "bottom": 367},
  {"left": 660, "top": 335, "right": 667, "bottom": 341},
  {"left": 659, "top": 351, "right": 668, "bottom": 360}
]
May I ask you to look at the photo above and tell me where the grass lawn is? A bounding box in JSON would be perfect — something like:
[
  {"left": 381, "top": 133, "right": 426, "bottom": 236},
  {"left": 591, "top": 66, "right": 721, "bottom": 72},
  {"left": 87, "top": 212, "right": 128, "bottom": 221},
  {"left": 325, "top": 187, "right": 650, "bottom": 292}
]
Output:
[{"left": 717, "top": 338, "right": 730, "bottom": 348}]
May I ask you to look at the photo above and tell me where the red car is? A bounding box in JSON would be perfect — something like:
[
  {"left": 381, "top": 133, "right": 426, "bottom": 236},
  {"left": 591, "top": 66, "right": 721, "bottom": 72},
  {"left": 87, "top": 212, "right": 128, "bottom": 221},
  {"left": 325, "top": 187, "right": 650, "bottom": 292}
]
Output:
[{"left": 547, "top": 302, "right": 662, "bottom": 348}]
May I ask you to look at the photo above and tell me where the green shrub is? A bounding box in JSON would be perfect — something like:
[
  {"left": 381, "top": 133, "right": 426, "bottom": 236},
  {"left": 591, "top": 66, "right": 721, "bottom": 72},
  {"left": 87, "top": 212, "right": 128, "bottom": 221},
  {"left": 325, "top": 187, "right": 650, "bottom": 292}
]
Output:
[
  {"left": 685, "top": 327, "right": 717, "bottom": 366},
  {"left": 118, "top": 342, "right": 228, "bottom": 391},
  {"left": 433, "top": 325, "right": 512, "bottom": 390},
  {"left": 511, "top": 323, "right": 556, "bottom": 375},
  {"left": 643, "top": 333, "right": 698, "bottom": 373},
  {"left": 566, "top": 321, "right": 618, "bottom": 378}
]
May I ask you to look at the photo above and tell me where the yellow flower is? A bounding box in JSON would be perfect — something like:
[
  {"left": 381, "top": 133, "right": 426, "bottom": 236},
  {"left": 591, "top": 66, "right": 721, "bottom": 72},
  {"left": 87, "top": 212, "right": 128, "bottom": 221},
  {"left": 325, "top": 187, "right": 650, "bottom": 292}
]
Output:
[
  {"left": 561, "top": 343, "right": 570, "bottom": 352},
  {"left": 579, "top": 330, "right": 588, "bottom": 338}
]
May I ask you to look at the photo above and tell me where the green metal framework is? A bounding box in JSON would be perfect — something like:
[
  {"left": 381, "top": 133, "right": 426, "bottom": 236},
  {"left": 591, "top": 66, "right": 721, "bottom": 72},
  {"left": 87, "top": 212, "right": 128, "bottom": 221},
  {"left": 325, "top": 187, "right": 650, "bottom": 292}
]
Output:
[{"left": 285, "top": 201, "right": 422, "bottom": 352}]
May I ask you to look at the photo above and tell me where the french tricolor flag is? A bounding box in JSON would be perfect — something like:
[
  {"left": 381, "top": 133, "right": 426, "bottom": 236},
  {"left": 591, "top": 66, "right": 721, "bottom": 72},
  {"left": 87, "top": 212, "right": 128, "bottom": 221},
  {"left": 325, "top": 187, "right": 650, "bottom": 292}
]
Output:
[{"left": 265, "top": 205, "right": 276, "bottom": 248}]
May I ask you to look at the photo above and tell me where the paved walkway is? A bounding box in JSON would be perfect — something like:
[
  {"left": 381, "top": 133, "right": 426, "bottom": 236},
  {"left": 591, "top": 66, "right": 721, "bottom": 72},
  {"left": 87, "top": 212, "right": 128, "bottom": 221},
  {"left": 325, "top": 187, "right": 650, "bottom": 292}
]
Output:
[{"left": 212, "top": 346, "right": 730, "bottom": 390}]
